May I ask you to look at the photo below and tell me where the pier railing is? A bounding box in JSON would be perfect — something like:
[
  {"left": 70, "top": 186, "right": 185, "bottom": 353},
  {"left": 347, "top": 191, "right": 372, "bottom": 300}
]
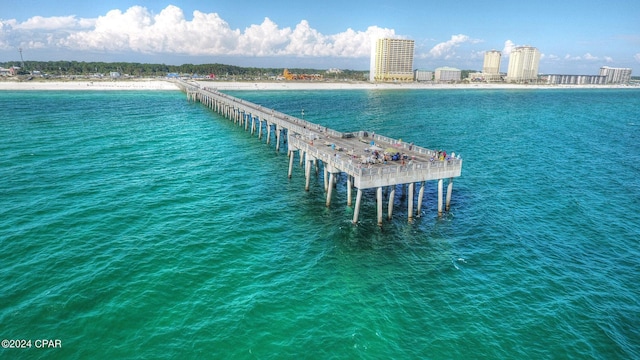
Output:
[{"left": 289, "top": 136, "right": 462, "bottom": 189}]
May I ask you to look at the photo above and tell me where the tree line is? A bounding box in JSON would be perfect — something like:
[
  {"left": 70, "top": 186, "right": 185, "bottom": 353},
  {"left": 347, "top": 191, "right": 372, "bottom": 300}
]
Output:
[{"left": 0, "top": 60, "right": 368, "bottom": 80}]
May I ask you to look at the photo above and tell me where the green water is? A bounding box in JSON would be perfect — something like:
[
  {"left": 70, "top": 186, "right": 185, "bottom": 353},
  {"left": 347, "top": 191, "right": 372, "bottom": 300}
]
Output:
[{"left": 1, "top": 89, "right": 639, "bottom": 359}]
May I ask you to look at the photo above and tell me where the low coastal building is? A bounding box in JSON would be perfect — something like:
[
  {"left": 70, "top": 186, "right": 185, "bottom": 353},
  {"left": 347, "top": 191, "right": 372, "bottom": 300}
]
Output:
[
  {"left": 0, "top": 66, "right": 21, "bottom": 76},
  {"left": 543, "top": 74, "right": 607, "bottom": 85},
  {"left": 414, "top": 69, "right": 433, "bottom": 82},
  {"left": 434, "top": 67, "right": 461, "bottom": 83},
  {"left": 599, "top": 66, "right": 632, "bottom": 84},
  {"left": 467, "top": 72, "right": 484, "bottom": 82}
]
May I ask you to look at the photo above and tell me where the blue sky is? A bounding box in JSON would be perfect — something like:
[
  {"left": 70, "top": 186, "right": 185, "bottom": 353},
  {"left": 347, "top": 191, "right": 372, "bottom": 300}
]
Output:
[{"left": 1, "top": 0, "right": 638, "bottom": 74}]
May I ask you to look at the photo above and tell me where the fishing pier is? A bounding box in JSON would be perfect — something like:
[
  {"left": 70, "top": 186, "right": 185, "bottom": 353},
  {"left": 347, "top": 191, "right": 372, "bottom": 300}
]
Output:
[{"left": 175, "top": 80, "right": 462, "bottom": 225}]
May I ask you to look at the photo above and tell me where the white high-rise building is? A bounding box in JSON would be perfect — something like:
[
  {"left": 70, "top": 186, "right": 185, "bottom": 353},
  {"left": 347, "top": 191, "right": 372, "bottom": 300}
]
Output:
[
  {"left": 506, "top": 46, "right": 540, "bottom": 83},
  {"left": 483, "top": 50, "right": 502, "bottom": 82},
  {"left": 483, "top": 50, "right": 501, "bottom": 75},
  {"left": 370, "top": 38, "right": 415, "bottom": 82},
  {"left": 599, "top": 66, "right": 632, "bottom": 84}
]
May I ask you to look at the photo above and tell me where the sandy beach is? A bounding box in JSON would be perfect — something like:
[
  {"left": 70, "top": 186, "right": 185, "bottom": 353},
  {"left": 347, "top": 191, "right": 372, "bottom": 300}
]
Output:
[
  {"left": 0, "top": 79, "right": 180, "bottom": 91},
  {"left": 0, "top": 78, "right": 635, "bottom": 91}
]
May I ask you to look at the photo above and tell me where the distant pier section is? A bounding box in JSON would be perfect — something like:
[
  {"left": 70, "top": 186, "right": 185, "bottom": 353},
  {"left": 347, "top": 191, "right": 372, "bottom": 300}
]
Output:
[{"left": 175, "top": 80, "right": 462, "bottom": 225}]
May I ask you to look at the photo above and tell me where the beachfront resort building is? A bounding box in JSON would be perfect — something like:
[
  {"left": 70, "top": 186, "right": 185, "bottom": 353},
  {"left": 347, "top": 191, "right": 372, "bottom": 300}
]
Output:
[
  {"left": 0, "top": 66, "right": 20, "bottom": 76},
  {"left": 543, "top": 74, "right": 607, "bottom": 85},
  {"left": 370, "top": 38, "right": 415, "bottom": 82},
  {"left": 506, "top": 46, "right": 540, "bottom": 83},
  {"left": 414, "top": 69, "right": 433, "bottom": 82},
  {"left": 482, "top": 50, "right": 502, "bottom": 82},
  {"left": 599, "top": 66, "right": 632, "bottom": 84},
  {"left": 434, "top": 67, "right": 461, "bottom": 83}
]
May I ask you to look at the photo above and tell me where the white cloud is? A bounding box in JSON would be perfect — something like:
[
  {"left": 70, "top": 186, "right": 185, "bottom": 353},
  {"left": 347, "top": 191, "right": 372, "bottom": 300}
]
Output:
[
  {"left": 15, "top": 15, "right": 93, "bottom": 30},
  {"left": 283, "top": 20, "right": 327, "bottom": 56},
  {"left": 583, "top": 53, "right": 598, "bottom": 61},
  {"left": 427, "top": 34, "right": 479, "bottom": 59},
  {"left": 502, "top": 40, "right": 515, "bottom": 57},
  {"left": 634, "top": 54, "right": 640, "bottom": 62},
  {"left": 2, "top": 5, "right": 396, "bottom": 59},
  {"left": 236, "top": 18, "right": 290, "bottom": 56},
  {"left": 562, "top": 53, "right": 607, "bottom": 62},
  {"left": 469, "top": 50, "right": 485, "bottom": 60}
]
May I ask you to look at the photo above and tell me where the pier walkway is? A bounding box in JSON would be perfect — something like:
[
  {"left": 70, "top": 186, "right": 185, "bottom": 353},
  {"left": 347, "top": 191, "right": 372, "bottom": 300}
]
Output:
[{"left": 175, "top": 80, "right": 462, "bottom": 225}]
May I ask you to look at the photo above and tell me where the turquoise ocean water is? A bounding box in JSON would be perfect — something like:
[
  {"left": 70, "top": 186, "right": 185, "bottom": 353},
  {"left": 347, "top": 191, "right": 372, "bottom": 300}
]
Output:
[{"left": 1, "top": 87, "right": 639, "bottom": 359}]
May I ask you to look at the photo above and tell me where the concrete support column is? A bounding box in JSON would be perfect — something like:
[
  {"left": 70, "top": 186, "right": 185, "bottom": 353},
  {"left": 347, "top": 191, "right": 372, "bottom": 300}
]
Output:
[
  {"left": 438, "top": 178, "right": 444, "bottom": 216},
  {"left": 286, "top": 130, "right": 291, "bottom": 153},
  {"left": 377, "top": 187, "right": 383, "bottom": 226},
  {"left": 305, "top": 158, "right": 312, "bottom": 191},
  {"left": 276, "top": 127, "right": 281, "bottom": 152},
  {"left": 408, "top": 183, "right": 415, "bottom": 221},
  {"left": 326, "top": 173, "right": 335, "bottom": 207},
  {"left": 388, "top": 186, "right": 396, "bottom": 220},
  {"left": 347, "top": 176, "right": 352, "bottom": 207},
  {"left": 299, "top": 149, "right": 304, "bottom": 166},
  {"left": 266, "top": 123, "right": 272, "bottom": 144},
  {"left": 258, "top": 119, "right": 263, "bottom": 139},
  {"left": 446, "top": 178, "right": 454, "bottom": 211},
  {"left": 417, "top": 181, "right": 425, "bottom": 217},
  {"left": 353, "top": 189, "right": 363, "bottom": 224},
  {"left": 323, "top": 166, "right": 329, "bottom": 192},
  {"left": 288, "top": 150, "right": 295, "bottom": 178}
]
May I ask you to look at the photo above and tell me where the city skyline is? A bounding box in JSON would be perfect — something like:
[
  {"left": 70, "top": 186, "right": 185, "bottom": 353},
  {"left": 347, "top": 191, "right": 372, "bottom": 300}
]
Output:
[{"left": 1, "top": 0, "right": 638, "bottom": 74}]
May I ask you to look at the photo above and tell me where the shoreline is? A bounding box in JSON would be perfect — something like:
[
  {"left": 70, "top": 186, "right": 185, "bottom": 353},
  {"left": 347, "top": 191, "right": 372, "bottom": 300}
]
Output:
[
  {"left": 0, "top": 78, "right": 636, "bottom": 91},
  {"left": 0, "top": 79, "right": 180, "bottom": 91}
]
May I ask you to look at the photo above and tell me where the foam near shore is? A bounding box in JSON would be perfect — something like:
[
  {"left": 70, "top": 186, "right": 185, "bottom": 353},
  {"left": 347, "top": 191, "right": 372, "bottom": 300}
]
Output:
[{"left": 0, "top": 78, "right": 634, "bottom": 91}]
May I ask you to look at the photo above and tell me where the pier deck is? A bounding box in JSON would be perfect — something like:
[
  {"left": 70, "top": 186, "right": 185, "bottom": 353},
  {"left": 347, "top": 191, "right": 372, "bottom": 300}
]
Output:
[{"left": 175, "top": 80, "right": 462, "bottom": 225}]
